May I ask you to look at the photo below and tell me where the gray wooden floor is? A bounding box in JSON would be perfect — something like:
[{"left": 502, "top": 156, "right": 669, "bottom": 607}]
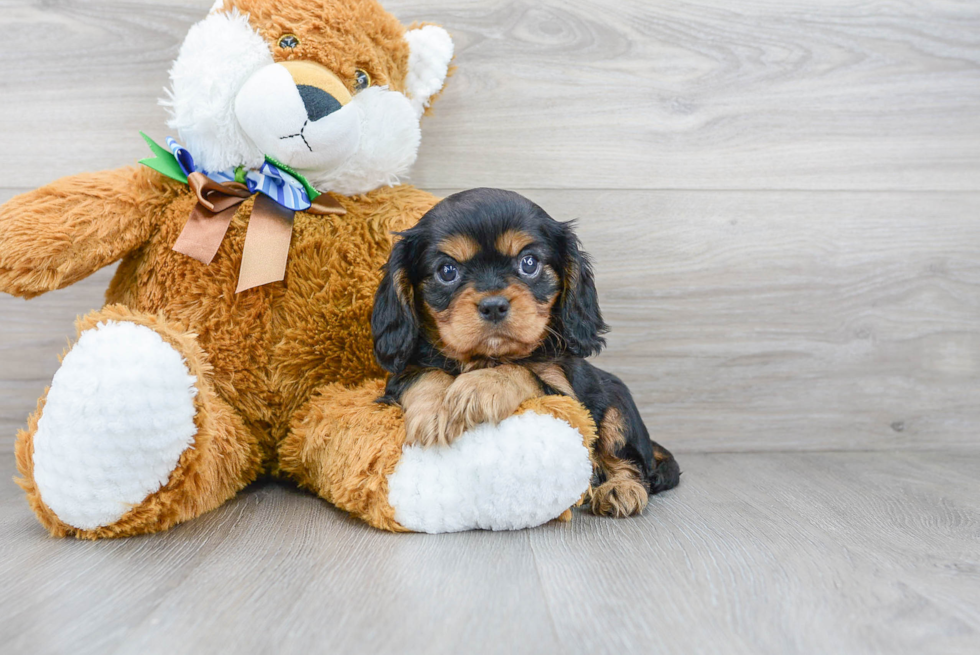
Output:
[
  {"left": 2, "top": 451, "right": 979, "bottom": 655},
  {"left": 1, "top": 1, "right": 979, "bottom": 653}
]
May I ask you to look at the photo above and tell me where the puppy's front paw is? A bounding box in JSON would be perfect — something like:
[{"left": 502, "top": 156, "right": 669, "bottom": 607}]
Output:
[
  {"left": 438, "top": 373, "right": 488, "bottom": 443},
  {"left": 401, "top": 370, "right": 454, "bottom": 447},
  {"left": 405, "top": 408, "right": 445, "bottom": 447},
  {"left": 439, "top": 366, "right": 541, "bottom": 443}
]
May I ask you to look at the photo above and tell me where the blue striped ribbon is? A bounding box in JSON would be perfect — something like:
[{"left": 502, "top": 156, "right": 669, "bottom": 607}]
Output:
[{"left": 165, "top": 137, "right": 311, "bottom": 212}]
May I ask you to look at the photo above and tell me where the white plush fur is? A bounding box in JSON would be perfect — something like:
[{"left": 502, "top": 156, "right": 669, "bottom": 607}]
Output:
[
  {"left": 303, "top": 87, "right": 421, "bottom": 195},
  {"left": 387, "top": 412, "right": 593, "bottom": 533},
  {"left": 163, "top": 9, "right": 271, "bottom": 172},
  {"left": 32, "top": 322, "right": 199, "bottom": 530},
  {"left": 233, "top": 66, "right": 420, "bottom": 194},
  {"left": 163, "top": 7, "right": 453, "bottom": 195},
  {"left": 234, "top": 63, "right": 362, "bottom": 173},
  {"left": 404, "top": 26, "right": 455, "bottom": 117}
]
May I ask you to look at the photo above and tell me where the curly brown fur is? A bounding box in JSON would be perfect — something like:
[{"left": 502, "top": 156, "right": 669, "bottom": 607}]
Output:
[
  {"left": 214, "top": 0, "right": 411, "bottom": 95},
  {"left": 372, "top": 188, "right": 680, "bottom": 512},
  {"left": 278, "top": 379, "right": 410, "bottom": 532},
  {"left": 3, "top": 130, "right": 440, "bottom": 537},
  {"left": 0, "top": 167, "right": 183, "bottom": 299}
]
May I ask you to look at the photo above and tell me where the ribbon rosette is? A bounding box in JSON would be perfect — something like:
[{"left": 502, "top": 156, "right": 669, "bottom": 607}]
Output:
[{"left": 139, "top": 132, "right": 345, "bottom": 293}]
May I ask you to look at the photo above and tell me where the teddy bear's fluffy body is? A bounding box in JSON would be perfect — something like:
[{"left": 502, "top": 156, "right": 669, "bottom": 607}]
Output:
[
  {"left": 6, "top": 168, "right": 443, "bottom": 536},
  {"left": 2, "top": 0, "right": 598, "bottom": 539}
]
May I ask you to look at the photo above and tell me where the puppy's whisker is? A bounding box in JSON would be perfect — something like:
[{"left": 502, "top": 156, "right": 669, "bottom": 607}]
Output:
[{"left": 544, "top": 323, "right": 567, "bottom": 352}]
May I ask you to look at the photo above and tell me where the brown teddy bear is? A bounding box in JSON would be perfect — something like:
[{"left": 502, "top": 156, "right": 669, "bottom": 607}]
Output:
[{"left": 0, "top": 0, "right": 596, "bottom": 538}]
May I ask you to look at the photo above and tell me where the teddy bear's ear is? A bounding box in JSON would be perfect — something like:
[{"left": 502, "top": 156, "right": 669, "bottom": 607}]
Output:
[{"left": 403, "top": 25, "right": 454, "bottom": 117}]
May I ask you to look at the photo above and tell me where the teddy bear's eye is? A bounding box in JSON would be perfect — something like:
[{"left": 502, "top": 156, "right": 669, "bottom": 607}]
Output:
[
  {"left": 354, "top": 69, "right": 371, "bottom": 91},
  {"left": 278, "top": 34, "right": 299, "bottom": 49}
]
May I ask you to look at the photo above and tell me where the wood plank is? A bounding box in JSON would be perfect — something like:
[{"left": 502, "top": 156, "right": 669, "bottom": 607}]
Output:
[
  {"left": 0, "top": 1, "right": 199, "bottom": 186},
  {"left": 0, "top": 479, "right": 560, "bottom": 655},
  {"left": 1, "top": 1, "right": 978, "bottom": 191},
  {"left": 1, "top": 451, "right": 977, "bottom": 654},
  {"left": 6, "top": 189, "right": 975, "bottom": 453},
  {"left": 528, "top": 450, "right": 980, "bottom": 655}
]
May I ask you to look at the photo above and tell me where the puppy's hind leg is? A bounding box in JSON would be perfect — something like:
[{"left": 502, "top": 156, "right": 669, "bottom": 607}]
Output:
[
  {"left": 590, "top": 408, "right": 650, "bottom": 518},
  {"left": 606, "top": 381, "right": 681, "bottom": 498}
]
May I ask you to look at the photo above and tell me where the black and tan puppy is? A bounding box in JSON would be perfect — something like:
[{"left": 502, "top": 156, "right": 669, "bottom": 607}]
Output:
[{"left": 372, "top": 188, "right": 680, "bottom": 517}]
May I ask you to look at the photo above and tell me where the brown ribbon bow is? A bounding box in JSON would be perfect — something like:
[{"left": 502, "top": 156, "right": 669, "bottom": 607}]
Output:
[{"left": 173, "top": 171, "right": 346, "bottom": 293}]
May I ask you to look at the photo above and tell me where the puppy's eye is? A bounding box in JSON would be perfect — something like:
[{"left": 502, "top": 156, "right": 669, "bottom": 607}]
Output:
[
  {"left": 354, "top": 69, "right": 371, "bottom": 91},
  {"left": 519, "top": 255, "right": 540, "bottom": 277},
  {"left": 437, "top": 263, "right": 458, "bottom": 284},
  {"left": 278, "top": 34, "right": 300, "bottom": 49}
]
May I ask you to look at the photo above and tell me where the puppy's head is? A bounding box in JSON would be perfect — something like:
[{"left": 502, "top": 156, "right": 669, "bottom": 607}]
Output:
[{"left": 372, "top": 188, "right": 608, "bottom": 373}]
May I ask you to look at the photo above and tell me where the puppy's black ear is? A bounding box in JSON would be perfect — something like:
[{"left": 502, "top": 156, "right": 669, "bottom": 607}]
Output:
[
  {"left": 556, "top": 222, "right": 608, "bottom": 358},
  {"left": 372, "top": 235, "right": 419, "bottom": 374}
]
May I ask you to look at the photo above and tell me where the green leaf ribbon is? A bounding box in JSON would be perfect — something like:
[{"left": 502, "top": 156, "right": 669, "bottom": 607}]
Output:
[
  {"left": 138, "top": 131, "right": 188, "bottom": 185},
  {"left": 138, "top": 132, "right": 322, "bottom": 202}
]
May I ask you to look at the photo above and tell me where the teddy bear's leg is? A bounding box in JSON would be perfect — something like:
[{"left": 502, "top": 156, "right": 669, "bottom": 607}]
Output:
[
  {"left": 15, "top": 305, "right": 261, "bottom": 539},
  {"left": 278, "top": 379, "right": 598, "bottom": 533}
]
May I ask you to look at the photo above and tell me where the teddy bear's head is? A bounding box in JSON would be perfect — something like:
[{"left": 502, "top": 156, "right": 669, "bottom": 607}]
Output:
[{"left": 164, "top": 0, "right": 453, "bottom": 195}]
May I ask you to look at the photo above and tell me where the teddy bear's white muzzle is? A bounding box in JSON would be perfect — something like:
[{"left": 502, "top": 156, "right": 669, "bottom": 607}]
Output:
[{"left": 235, "top": 63, "right": 361, "bottom": 172}]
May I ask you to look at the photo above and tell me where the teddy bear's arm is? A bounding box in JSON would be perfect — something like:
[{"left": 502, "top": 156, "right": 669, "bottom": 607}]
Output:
[
  {"left": 278, "top": 379, "right": 598, "bottom": 533},
  {"left": 0, "top": 166, "right": 180, "bottom": 299}
]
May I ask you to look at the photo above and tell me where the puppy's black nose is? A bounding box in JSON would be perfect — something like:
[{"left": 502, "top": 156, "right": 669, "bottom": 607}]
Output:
[
  {"left": 478, "top": 296, "right": 510, "bottom": 323},
  {"left": 297, "top": 84, "right": 342, "bottom": 122}
]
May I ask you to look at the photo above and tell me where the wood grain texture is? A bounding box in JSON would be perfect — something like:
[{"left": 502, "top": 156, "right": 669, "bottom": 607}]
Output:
[
  {"left": 0, "top": 0, "right": 979, "bottom": 190},
  {"left": 1, "top": 451, "right": 977, "bottom": 655},
  {"left": 528, "top": 450, "right": 980, "bottom": 655},
  {"left": 1, "top": 1, "right": 979, "bottom": 652}
]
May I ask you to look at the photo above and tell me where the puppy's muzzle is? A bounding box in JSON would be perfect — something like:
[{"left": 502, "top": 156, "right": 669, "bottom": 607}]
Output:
[{"left": 478, "top": 295, "right": 510, "bottom": 324}]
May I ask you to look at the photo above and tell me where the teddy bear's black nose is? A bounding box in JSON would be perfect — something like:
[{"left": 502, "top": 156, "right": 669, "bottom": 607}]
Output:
[
  {"left": 297, "top": 84, "right": 342, "bottom": 122},
  {"left": 478, "top": 296, "right": 510, "bottom": 323}
]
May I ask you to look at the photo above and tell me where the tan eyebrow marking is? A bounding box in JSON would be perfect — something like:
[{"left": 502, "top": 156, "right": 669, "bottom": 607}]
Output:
[
  {"left": 495, "top": 230, "right": 535, "bottom": 257},
  {"left": 438, "top": 234, "right": 480, "bottom": 262}
]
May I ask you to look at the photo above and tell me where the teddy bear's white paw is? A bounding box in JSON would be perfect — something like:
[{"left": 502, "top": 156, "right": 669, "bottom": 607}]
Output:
[
  {"left": 32, "top": 321, "right": 199, "bottom": 530},
  {"left": 387, "top": 411, "right": 593, "bottom": 533}
]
